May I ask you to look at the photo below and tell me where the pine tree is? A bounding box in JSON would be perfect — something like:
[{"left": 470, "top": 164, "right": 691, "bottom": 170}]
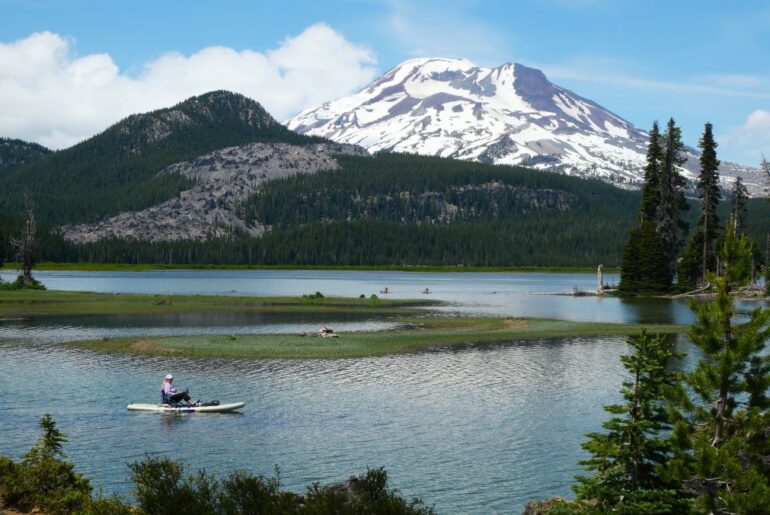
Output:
[
  {"left": 696, "top": 123, "right": 721, "bottom": 281},
  {"left": 657, "top": 119, "right": 689, "bottom": 286},
  {"left": 574, "top": 330, "right": 683, "bottom": 512},
  {"left": 23, "top": 413, "right": 68, "bottom": 463},
  {"left": 675, "top": 232, "right": 703, "bottom": 293},
  {"left": 620, "top": 123, "right": 668, "bottom": 293},
  {"left": 731, "top": 176, "right": 748, "bottom": 235},
  {"left": 669, "top": 218, "right": 770, "bottom": 512},
  {"left": 639, "top": 121, "right": 663, "bottom": 222}
]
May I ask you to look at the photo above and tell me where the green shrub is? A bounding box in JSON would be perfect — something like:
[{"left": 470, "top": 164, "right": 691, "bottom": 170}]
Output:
[
  {"left": 80, "top": 494, "right": 134, "bottom": 515},
  {"left": 218, "top": 468, "right": 301, "bottom": 514},
  {"left": 2, "top": 274, "right": 47, "bottom": 290},
  {"left": 303, "top": 467, "right": 435, "bottom": 515},
  {"left": 0, "top": 415, "right": 92, "bottom": 514},
  {"left": 129, "top": 456, "right": 219, "bottom": 515},
  {"left": 1, "top": 416, "right": 435, "bottom": 515},
  {"left": 302, "top": 291, "right": 325, "bottom": 300}
]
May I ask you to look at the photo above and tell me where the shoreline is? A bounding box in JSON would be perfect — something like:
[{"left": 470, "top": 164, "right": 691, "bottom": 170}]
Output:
[{"left": 1, "top": 262, "right": 619, "bottom": 274}]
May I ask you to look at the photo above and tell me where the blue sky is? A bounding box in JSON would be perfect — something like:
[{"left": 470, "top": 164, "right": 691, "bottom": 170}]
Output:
[{"left": 1, "top": 0, "right": 769, "bottom": 165}]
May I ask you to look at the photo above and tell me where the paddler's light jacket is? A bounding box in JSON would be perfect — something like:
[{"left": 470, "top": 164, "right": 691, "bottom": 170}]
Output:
[{"left": 161, "top": 381, "right": 177, "bottom": 402}]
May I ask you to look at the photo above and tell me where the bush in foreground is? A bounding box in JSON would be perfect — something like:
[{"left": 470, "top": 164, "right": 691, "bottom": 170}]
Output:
[{"left": 1, "top": 415, "right": 434, "bottom": 514}]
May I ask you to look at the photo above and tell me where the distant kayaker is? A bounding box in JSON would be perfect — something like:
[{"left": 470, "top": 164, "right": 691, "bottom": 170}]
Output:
[{"left": 160, "top": 374, "right": 197, "bottom": 405}]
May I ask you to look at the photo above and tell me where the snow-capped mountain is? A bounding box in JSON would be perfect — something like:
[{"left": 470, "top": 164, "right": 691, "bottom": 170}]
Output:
[{"left": 288, "top": 58, "right": 760, "bottom": 192}]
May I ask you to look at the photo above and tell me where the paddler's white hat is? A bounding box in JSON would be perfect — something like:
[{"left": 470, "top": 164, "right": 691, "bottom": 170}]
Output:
[{"left": 165, "top": 374, "right": 173, "bottom": 380}]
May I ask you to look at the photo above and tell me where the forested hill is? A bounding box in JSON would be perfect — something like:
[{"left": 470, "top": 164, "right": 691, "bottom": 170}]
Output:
[
  {"left": 0, "top": 138, "right": 51, "bottom": 176},
  {"left": 0, "top": 91, "right": 324, "bottom": 226},
  {"left": 40, "top": 153, "right": 643, "bottom": 267},
  {"left": 233, "top": 153, "right": 641, "bottom": 266},
  {"left": 7, "top": 150, "right": 770, "bottom": 267}
]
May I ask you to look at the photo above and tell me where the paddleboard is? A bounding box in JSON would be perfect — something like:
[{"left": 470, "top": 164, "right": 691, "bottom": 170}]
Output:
[{"left": 127, "top": 402, "right": 245, "bottom": 413}]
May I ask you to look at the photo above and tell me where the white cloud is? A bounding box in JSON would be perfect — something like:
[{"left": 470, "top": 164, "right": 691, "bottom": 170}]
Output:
[
  {"left": 719, "top": 110, "right": 770, "bottom": 166},
  {"left": 0, "top": 24, "right": 378, "bottom": 149}
]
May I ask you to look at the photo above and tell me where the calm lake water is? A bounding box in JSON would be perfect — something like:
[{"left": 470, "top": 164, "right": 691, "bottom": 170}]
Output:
[{"left": 0, "top": 270, "right": 748, "bottom": 513}]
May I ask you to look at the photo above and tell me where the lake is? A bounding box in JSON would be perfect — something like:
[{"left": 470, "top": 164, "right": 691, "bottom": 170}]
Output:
[{"left": 0, "top": 269, "right": 737, "bottom": 513}]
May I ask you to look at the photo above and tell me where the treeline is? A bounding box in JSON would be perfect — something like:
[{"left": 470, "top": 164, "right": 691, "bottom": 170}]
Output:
[
  {"left": 3, "top": 200, "right": 767, "bottom": 270},
  {"left": 2, "top": 146, "right": 770, "bottom": 268},
  {"left": 31, "top": 220, "right": 631, "bottom": 267},
  {"left": 0, "top": 415, "right": 434, "bottom": 515}
]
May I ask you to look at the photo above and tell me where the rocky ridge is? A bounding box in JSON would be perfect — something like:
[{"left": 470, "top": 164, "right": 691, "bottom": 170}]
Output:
[{"left": 61, "top": 142, "right": 367, "bottom": 243}]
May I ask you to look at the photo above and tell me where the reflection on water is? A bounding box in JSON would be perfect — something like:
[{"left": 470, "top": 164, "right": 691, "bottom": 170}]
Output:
[
  {"left": 0, "top": 270, "right": 759, "bottom": 512},
  {"left": 0, "top": 333, "right": 699, "bottom": 514},
  {"left": 0, "top": 312, "right": 396, "bottom": 343},
  {"left": 0, "top": 269, "right": 724, "bottom": 324}
]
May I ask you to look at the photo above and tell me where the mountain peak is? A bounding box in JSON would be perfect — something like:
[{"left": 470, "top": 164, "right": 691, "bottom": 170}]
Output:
[
  {"left": 104, "top": 90, "right": 282, "bottom": 153},
  {"left": 287, "top": 59, "right": 756, "bottom": 191},
  {"left": 393, "top": 57, "right": 477, "bottom": 72},
  {"left": 175, "top": 90, "right": 278, "bottom": 127}
]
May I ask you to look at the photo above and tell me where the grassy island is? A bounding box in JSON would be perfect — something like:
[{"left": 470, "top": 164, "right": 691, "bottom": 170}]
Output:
[
  {"left": 0, "top": 289, "right": 434, "bottom": 317},
  {"left": 1, "top": 289, "right": 684, "bottom": 359},
  {"left": 74, "top": 317, "right": 685, "bottom": 359}
]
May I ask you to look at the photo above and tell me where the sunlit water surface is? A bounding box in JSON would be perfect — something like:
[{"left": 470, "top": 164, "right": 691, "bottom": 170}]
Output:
[{"left": 0, "top": 270, "right": 751, "bottom": 513}]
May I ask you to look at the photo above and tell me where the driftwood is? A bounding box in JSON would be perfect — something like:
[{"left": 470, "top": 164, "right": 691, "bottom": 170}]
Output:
[
  {"left": 299, "top": 326, "right": 340, "bottom": 338},
  {"left": 670, "top": 282, "right": 712, "bottom": 298}
]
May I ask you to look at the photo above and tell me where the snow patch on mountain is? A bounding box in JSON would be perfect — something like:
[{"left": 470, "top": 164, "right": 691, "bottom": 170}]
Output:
[{"left": 288, "top": 58, "right": 761, "bottom": 193}]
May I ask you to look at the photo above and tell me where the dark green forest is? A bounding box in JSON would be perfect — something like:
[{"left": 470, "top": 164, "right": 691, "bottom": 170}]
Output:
[
  {"left": 1, "top": 103, "right": 768, "bottom": 269},
  {"left": 0, "top": 138, "right": 51, "bottom": 176},
  {"left": 0, "top": 91, "right": 323, "bottom": 227},
  {"left": 1, "top": 150, "right": 769, "bottom": 268}
]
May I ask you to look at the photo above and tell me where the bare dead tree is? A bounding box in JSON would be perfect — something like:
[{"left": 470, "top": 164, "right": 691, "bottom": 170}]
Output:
[{"left": 11, "top": 201, "right": 38, "bottom": 283}]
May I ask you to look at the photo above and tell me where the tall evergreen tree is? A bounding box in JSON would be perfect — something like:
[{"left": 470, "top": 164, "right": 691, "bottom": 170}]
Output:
[
  {"left": 620, "top": 123, "right": 669, "bottom": 293},
  {"left": 675, "top": 232, "right": 703, "bottom": 293},
  {"left": 696, "top": 123, "right": 721, "bottom": 280},
  {"left": 619, "top": 220, "right": 669, "bottom": 293},
  {"left": 731, "top": 176, "right": 748, "bottom": 235},
  {"left": 677, "top": 123, "right": 722, "bottom": 291},
  {"left": 574, "top": 330, "right": 683, "bottom": 512},
  {"left": 639, "top": 121, "right": 663, "bottom": 222},
  {"left": 657, "top": 118, "right": 689, "bottom": 285}
]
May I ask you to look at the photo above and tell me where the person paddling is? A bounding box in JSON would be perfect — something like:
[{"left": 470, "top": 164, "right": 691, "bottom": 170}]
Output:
[{"left": 160, "top": 374, "right": 197, "bottom": 406}]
